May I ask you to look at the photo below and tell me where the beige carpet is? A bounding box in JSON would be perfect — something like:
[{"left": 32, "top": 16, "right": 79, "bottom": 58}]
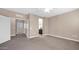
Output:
[{"left": 0, "top": 35, "right": 79, "bottom": 50}]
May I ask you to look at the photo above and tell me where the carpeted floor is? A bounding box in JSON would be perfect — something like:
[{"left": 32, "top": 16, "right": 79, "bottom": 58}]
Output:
[{"left": 0, "top": 35, "right": 79, "bottom": 50}]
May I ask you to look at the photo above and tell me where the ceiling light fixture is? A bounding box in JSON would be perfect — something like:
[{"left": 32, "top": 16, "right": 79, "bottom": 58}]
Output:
[{"left": 44, "top": 8, "right": 53, "bottom": 13}]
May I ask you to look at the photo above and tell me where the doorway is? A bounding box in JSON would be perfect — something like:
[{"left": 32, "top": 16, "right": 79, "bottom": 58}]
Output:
[
  {"left": 38, "top": 18, "right": 43, "bottom": 35},
  {"left": 16, "top": 19, "right": 24, "bottom": 34},
  {"left": 16, "top": 19, "right": 26, "bottom": 37}
]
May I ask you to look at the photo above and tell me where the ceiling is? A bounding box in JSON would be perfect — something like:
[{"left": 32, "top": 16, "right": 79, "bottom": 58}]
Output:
[{"left": 4, "top": 8, "right": 78, "bottom": 17}]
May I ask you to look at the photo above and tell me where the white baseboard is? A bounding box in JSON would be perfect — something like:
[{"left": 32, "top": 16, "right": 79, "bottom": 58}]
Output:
[
  {"left": 44, "top": 34, "right": 79, "bottom": 42},
  {"left": 29, "top": 35, "right": 39, "bottom": 39}
]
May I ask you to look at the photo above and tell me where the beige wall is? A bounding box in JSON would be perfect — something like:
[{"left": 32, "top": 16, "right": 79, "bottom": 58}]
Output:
[
  {"left": 11, "top": 17, "right": 16, "bottom": 36},
  {"left": 48, "top": 9, "right": 79, "bottom": 40},
  {"left": 29, "top": 15, "right": 39, "bottom": 38},
  {"left": 43, "top": 18, "right": 48, "bottom": 34},
  {"left": 24, "top": 15, "right": 28, "bottom": 36}
]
